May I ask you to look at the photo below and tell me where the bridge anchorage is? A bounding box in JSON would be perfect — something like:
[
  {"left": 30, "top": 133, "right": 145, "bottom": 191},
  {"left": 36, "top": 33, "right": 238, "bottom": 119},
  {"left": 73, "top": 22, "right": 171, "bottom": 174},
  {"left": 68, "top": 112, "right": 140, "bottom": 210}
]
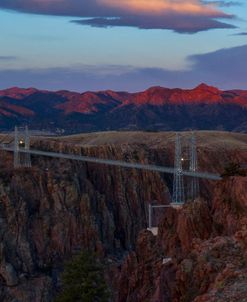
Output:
[{"left": 14, "top": 126, "right": 32, "bottom": 168}]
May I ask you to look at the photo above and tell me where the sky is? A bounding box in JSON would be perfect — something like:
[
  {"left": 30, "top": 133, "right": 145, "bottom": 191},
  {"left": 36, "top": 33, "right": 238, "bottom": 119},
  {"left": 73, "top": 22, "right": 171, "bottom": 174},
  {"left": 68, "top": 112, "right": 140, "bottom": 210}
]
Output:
[{"left": 0, "top": 0, "right": 246, "bottom": 92}]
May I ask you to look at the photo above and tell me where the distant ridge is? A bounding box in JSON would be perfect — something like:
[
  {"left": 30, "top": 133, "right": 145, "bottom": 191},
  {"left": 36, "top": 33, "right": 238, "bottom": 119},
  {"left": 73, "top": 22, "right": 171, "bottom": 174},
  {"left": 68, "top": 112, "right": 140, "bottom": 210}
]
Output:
[{"left": 0, "top": 84, "right": 246, "bottom": 133}]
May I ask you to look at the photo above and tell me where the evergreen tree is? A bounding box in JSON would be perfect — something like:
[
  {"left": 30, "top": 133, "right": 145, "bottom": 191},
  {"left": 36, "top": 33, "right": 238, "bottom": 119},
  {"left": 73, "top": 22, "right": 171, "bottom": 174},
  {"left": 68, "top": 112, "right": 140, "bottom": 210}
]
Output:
[
  {"left": 55, "top": 251, "right": 110, "bottom": 302},
  {"left": 222, "top": 162, "right": 246, "bottom": 177}
]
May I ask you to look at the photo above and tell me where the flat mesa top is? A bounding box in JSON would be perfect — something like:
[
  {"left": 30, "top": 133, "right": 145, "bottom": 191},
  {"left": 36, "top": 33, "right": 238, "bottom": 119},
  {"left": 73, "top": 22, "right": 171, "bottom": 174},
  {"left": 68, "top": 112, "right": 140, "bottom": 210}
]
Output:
[
  {"left": 52, "top": 131, "right": 247, "bottom": 150},
  {"left": 1, "top": 131, "right": 247, "bottom": 151}
]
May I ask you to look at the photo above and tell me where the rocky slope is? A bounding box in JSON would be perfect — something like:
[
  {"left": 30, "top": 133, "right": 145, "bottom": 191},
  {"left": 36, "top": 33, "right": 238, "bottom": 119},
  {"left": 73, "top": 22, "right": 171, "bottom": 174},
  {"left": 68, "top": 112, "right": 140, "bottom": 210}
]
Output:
[
  {"left": 0, "top": 84, "right": 247, "bottom": 133},
  {"left": 0, "top": 131, "right": 246, "bottom": 301},
  {"left": 117, "top": 176, "right": 247, "bottom": 301}
]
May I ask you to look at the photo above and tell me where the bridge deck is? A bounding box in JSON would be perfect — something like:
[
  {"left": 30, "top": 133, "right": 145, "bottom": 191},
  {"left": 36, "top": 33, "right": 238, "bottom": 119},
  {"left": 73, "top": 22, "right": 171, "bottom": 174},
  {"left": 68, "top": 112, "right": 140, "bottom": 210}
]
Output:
[{"left": 0, "top": 145, "right": 221, "bottom": 181}]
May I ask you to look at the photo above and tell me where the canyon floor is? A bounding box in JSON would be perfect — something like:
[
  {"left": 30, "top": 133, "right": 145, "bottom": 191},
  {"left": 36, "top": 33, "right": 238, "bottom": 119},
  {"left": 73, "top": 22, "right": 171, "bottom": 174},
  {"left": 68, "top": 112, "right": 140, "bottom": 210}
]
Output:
[{"left": 0, "top": 130, "right": 246, "bottom": 301}]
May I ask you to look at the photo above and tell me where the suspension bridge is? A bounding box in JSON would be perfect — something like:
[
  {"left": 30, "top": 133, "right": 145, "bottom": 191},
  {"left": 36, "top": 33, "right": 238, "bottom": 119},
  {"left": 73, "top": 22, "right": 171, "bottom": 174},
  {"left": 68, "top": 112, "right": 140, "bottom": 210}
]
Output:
[{"left": 0, "top": 126, "right": 221, "bottom": 215}]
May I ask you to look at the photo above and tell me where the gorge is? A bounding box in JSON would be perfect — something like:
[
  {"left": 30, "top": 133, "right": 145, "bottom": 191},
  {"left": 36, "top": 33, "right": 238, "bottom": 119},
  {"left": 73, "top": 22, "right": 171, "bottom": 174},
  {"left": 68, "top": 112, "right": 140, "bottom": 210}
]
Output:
[{"left": 0, "top": 131, "right": 246, "bottom": 301}]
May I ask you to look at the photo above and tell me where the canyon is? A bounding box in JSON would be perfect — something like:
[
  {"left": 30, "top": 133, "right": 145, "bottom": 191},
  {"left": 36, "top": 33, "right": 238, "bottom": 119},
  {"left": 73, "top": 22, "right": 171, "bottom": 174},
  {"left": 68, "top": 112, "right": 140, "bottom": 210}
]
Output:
[
  {"left": 0, "top": 131, "right": 246, "bottom": 301},
  {"left": 0, "top": 84, "right": 247, "bottom": 133}
]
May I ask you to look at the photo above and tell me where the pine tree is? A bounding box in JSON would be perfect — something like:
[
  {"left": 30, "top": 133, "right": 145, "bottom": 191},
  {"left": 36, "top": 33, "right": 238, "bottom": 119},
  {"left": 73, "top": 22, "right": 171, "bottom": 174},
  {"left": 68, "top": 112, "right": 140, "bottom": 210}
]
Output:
[
  {"left": 222, "top": 162, "right": 246, "bottom": 177},
  {"left": 55, "top": 251, "right": 110, "bottom": 302}
]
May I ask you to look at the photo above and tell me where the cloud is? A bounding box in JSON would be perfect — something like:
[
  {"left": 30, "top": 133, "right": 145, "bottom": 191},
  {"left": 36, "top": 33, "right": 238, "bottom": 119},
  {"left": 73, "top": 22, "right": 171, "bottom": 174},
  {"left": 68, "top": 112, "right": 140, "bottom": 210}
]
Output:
[
  {"left": 72, "top": 15, "right": 235, "bottom": 33},
  {"left": 0, "top": 0, "right": 236, "bottom": 33},
  {"left": 0, "top": 44, "right": 246, "bottom": 91},
  {"left": 232, "top": 32, "right": 247, "bottom": 35},
  {"left": 100, "top": 0, "right": 223, "bottom": 16},
  {"left": 187, "top": 44, "right": 247, "bottom": 88},
  {"left": 0, "top": 56, "right": 19, "bottom": 61},
  {"left": 203, "top": 1, "right": 242, "bottom": 7}
]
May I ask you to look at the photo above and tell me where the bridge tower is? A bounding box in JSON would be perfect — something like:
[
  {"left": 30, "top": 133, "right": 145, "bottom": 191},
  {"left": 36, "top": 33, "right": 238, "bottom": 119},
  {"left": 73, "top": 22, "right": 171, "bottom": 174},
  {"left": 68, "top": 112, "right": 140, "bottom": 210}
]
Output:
[
  {"left": 172, "top": 133, "right": 185, "bottom": 205},
  {"left": 188, "top": 132, "right": 199, "bottom": 200},
  {"left": 14, "top": 126, "right": 32, "bottom": 168}
]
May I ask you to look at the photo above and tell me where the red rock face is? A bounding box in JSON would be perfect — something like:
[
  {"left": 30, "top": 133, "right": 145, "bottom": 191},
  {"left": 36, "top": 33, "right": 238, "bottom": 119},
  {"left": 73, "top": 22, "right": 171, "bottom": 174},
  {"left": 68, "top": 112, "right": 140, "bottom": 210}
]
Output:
[
  {"left": 55, "top": 91, "right": 121, "bottom": 114},
  {"left": 117, "top": 176, "right": 247, "bottom": 302},
  {"left": 0, "top": 138, "right": 170, "bottom": 301},
  {"left": 124, "top": 84, "right": 224, "bottom": 106},
  {"left": 55, "top": 90, "right": 130, "bottom": 115},
  {"left": 105, "top": 83, "right": 247, "bottom": 107},
  {"left": 1, "top": 83, "right": 247, "bottom": 111}
]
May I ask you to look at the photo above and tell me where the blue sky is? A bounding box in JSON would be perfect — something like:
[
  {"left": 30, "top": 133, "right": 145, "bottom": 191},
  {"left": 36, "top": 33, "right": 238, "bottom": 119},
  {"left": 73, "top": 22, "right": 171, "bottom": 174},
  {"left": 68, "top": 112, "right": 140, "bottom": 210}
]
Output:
[{"left": 0, "top": 0, "right": 246, "bottom": 91}]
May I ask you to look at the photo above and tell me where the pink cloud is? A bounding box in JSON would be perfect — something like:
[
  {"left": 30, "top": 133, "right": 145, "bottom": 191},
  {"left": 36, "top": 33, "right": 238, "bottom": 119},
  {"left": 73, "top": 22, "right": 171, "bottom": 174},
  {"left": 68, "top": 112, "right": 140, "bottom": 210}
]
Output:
[
  {"left": 0, "top": 0, "right": 235, "bottom": 33},
  {"left": 100, "top": 0, "right": 225, "bottom": 17}
]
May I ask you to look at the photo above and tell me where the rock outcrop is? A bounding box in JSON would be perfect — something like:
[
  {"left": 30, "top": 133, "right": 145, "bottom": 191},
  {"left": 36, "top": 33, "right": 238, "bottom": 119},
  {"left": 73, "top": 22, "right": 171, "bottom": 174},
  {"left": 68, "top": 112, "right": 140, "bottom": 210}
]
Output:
[
  {"left": 0, "top": 138, "right": 169, "bottom": 301},
  {"left": 117, "top": 177, "right": 247, "bottom": 302}
]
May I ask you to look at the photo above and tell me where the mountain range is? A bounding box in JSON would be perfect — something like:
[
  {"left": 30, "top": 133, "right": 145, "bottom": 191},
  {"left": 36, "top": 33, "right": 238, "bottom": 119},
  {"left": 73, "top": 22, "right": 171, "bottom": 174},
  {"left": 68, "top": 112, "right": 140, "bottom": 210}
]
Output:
[{"left": 0, "top": 83, "right": 246, "bottom": 133}]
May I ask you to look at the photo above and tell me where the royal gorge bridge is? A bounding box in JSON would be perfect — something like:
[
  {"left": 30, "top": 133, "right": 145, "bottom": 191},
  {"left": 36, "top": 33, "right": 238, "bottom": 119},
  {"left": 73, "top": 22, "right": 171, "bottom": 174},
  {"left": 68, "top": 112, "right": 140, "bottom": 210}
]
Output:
[{"left": 0, "top": 126, "right": 224, "bottom": 240}]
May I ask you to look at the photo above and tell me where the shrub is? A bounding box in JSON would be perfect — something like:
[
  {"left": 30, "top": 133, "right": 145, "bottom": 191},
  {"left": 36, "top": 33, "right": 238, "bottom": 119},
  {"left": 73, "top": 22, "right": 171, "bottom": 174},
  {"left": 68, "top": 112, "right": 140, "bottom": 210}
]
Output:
[
  {"left": 221, "top": 162, "right": 247, "bottom": 177},
  {"left": 55, "top": 251, "right": 110, "bottom": 302}
]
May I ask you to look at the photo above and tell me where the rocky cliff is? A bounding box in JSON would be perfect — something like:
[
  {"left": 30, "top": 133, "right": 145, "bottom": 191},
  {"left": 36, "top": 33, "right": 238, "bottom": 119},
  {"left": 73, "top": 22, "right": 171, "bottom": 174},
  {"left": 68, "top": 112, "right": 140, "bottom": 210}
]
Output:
[
  {"left": 0, "top": 133, "right": 169, "bottom": 301},
  {"left": 0, "top": 131, "right": 246, "bottom": 301},
  {"left": 117, "top": 177, "right": 247, "bottom": 302}
]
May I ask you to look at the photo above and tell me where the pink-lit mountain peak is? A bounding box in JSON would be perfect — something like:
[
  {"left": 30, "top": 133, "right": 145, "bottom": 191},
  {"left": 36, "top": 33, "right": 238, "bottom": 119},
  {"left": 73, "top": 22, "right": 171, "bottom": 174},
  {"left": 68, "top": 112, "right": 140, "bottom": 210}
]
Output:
[
  {"left": 194, "top": 83, "right": 221, "bottom": 93},
  {"left": 0, "top": 84, "right": 246, "bottom": 133},
  {"left": 0, "top": 84, "right": 246, "bottom": 117},
  {"left": 0, "top": 87, "right": 39, "bottom": 99}
]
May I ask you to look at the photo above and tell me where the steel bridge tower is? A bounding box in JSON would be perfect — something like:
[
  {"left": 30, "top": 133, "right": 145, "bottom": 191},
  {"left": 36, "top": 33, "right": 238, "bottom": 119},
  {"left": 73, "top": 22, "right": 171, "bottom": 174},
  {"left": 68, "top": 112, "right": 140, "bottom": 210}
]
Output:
[
  {"left": 172, "top": 133, "right": 185, "bottom": 204},
  {"left": 14, "top": 126, "right": 31, "bottom": 168},
  {"left": 189, "top": 132, "right": 199, "bottom": 200}
]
